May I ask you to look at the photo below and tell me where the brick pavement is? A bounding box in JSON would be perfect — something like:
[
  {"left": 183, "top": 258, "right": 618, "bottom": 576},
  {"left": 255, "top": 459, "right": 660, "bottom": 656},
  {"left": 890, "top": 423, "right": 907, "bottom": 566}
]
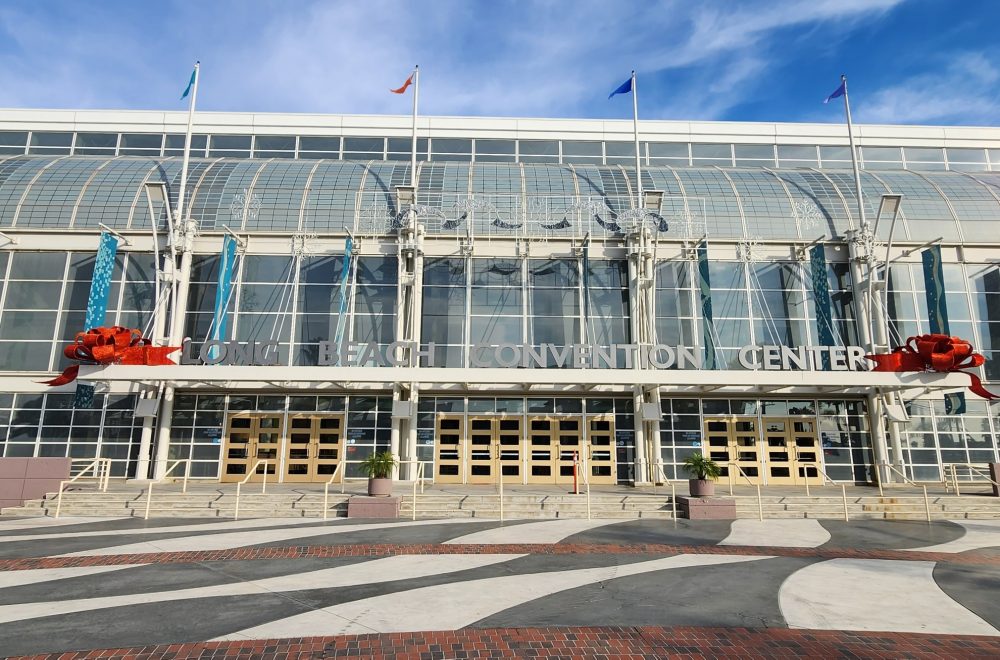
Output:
[
  {"left": 10, "top": 626, "right": 1000, "bottom": 659},
  {"left": 1, "top": 542, "right": 996, "bottom": 572}
]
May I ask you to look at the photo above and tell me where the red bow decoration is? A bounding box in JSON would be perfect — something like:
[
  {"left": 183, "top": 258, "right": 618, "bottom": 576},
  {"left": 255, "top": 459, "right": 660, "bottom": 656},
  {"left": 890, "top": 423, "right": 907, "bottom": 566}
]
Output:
[
  {"left": 866, "top": 334, "right": 998, "bottom": 400},
  {"left": 41, "top": 326, "right": 180, "bottom": 387}
]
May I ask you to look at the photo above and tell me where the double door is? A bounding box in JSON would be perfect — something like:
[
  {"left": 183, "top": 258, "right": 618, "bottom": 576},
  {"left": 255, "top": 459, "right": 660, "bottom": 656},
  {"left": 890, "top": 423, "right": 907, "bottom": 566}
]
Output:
[
  {"left": 703, "top": 416, "right": 822, "bottom": 486},
  {"left": 434, "top": 415, "right": 523, "bottom": 484},
  {"left": 432, "top": 413, "right": 615, "bottom": 485},
  {"left": 221, "top": 413, "right": 345, "bottom": 483}
]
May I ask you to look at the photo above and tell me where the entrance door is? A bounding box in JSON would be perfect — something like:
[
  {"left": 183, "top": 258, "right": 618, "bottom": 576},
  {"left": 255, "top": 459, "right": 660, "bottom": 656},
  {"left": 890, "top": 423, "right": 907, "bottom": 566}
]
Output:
[
  {"left": 761, "top": 416, "right": 823, "bottom": 486},
  {"left": 527, "top": 417, "right": 557, "bottom": 483},
  {"left": 466, "top": 416, "right": 496, "bottom": 484},
  {"left": 703, "top": 416, "right": 762, "bottom": 483},
  {"left": 221, "top": 413, "right": 282, "bottom": 482},
  {"left": 283, "top": 414, "right": 345, "bottom": 482},
  {"left": 435, "top": 414, "right": 464, "bottom": 483},
  {"left": 586, "top": 416, "right": 616, "bottom": 485}
]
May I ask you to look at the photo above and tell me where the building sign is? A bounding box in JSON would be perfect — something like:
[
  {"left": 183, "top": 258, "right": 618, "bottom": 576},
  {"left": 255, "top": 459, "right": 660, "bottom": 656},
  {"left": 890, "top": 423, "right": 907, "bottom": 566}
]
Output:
[{"left": 179, "top": 338, "right": 869, "bottom": 371}]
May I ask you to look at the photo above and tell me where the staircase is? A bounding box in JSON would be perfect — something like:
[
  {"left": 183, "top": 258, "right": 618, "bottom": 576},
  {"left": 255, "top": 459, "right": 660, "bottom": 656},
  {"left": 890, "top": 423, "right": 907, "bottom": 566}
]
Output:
[{"left": 4, "top": 488, "right": 1000, "bottom": 521}]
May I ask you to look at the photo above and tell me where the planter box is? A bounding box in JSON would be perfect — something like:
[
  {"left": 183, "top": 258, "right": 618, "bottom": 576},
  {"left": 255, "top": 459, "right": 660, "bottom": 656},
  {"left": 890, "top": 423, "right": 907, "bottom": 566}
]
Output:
[
  {"left": 0, "top": 458, "right": 72, "bottom": 509},
  {"left": 677, "top": 496, "right": 736, "bottom": 520},
  {"left": 347, "top": 495, "right": 400, "bottom": 518}
]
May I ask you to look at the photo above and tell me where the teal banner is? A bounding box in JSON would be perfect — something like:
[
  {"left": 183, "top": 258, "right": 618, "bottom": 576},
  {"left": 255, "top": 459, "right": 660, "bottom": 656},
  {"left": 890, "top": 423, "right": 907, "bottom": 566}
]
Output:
[
  {"left": 697, "top": 241, "right": 716, "bottom": 370},
  {"left": 810, "top": 244, "right": 835, "bottom": 370},
  {"left": 208, "top": 235, "right": 238, "bottom": 359},
  {"left": 333, "top": 237, "right": 354, "bottom": 348},
  {"left": 77, "top": 231, "right": 119, "bottom": 407},
  {"left": 922, "top": 245, "right": 964, "bottom": 414}
]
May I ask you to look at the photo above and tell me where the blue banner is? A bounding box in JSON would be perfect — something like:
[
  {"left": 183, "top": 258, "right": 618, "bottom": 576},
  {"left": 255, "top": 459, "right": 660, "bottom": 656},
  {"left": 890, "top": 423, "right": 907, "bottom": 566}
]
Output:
[
  {"left": 333, "top": 237, "right": 354, "bottom": 348},
  {"left": 697, "top": 241, "right": 716, "bottom": 370},
  {"left": 77, "top": 232, "right": 119, "bottom": 407},
  {"left": 84, "top": 232, "right": 119, "bottom": 330},
  {"left": 922, "top": 245, "right": 964, "bottom": 413},
  {"left": 210, "top": 235, "right": 238, "bottom": 348},
  {"left": 810, "top": 244, "right": 835, "bottom": 370}
]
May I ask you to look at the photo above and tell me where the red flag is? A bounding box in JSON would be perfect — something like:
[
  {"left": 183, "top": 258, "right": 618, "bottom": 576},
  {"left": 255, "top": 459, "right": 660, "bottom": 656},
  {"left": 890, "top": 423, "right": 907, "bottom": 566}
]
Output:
[{"left": 390, "top": 74, "right": 414, "bottom": 94}]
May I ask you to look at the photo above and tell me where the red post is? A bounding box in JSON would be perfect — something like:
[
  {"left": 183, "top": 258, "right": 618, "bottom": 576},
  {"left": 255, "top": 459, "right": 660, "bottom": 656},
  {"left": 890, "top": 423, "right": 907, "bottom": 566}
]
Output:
[{"left": 572, "top": 450, "right": 579, "bottom": 495}]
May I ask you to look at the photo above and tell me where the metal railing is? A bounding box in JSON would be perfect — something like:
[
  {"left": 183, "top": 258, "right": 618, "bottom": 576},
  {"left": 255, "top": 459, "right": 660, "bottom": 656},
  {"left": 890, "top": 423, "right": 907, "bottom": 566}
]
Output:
[
  {"left": 233, "top": 460, "right": 275, "bottom": 520},
  {"left": 877, "top": 462, "right": 932, "bottom": 522},
  {"left": 815, "top": 466, "right": 850, "bottom": 522},
  {"left": 636, "top": 458, "right": 679, "bottom": 523},
  {"left": 144, "top": 459, "right": 192, "bottom": 520},
  {"left": 53, "top": 458, "right": 112, "bottom": 519},
  {"left": 943, "top": 463, "right": 1000, "bottom": 496},
  {"left": 321, "top": 462, "right": 344, "bottom": 520},
  {"left": 729, "top": 462, "right": 763, "bottom": 521}
]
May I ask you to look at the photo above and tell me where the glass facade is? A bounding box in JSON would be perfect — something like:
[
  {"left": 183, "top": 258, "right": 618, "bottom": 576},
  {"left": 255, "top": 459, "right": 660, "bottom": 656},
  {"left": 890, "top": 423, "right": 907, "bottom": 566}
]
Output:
[{"left": 0, "top": 133, "right": 997, "bottom": 486}]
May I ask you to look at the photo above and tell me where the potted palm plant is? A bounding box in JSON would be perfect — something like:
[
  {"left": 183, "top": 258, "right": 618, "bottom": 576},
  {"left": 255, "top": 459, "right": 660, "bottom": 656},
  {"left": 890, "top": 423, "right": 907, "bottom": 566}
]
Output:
[
  {"left": 360, "top": 450, "right": 397, "bottom": 497},
  {"left": 682, "top": 453, "right": 721, "bottom": 497}
]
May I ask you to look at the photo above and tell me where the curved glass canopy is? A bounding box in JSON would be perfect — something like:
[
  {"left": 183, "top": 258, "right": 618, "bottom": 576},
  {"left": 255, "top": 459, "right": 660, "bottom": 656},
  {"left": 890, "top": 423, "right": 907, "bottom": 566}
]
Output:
[{"left": 0, "top": 155, "right": 997, "bottom": 242}]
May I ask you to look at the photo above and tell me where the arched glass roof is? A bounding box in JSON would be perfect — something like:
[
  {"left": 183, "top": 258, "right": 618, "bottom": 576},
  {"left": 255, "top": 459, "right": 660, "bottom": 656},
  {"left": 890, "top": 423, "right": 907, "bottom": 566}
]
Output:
[{"left": 0, "top": 155, "right": 997, "bottom": 243}]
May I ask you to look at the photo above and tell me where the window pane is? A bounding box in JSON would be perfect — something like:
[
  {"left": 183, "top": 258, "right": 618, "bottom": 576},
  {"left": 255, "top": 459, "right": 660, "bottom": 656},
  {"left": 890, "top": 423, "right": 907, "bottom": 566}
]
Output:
[
  {"left": 519, "top": 140, "right": 558, "bottom": 156},
  {"left": 562, "top": 141, "right": 602, "bottom": 156},
  {"left": 432, "top": 138, "right": 471, "bottom": 154},
  {"left": 691, "top": 143, "right": 731, "bottom": 159},
  {"left": 120, "top": 134, "right": 162, "bottom": 149},
  {"left": 30, "top": 132, "right": 73, "bottom": 147},
  {"left": 75, "top": 133, "right": 117, "bottom": 148},
  {"left": 255, "top": 135, "right": 295, "bottom": 151},
  {"left": 734, "top": 144, "right": 774, "bottom": 159},
  {"left": 475, "top": 139, "right": 515, "bottom": 155},
  {"left": 211, "top": 135, "right": 252, "bottom": 150},
  {"left": 648, "top": 143, "right": 688, "bottom": 158},
  {"left": 777, "top": 145, "right": 817, "bottom": 160},
  {"left": 947, "top": 148, "right": 986, "bottom": 163},
  {"left": 343, "top": 137, "right": 384, "bottom": 153},
  {"left": 9, "top": 253, "right": 66, "bottom": 280},
  {"left": 299, "top": 136, "right": 340, "bottom": 151},
  {"left": 0, "top": 131, "right": 27, "bottom": 146}
]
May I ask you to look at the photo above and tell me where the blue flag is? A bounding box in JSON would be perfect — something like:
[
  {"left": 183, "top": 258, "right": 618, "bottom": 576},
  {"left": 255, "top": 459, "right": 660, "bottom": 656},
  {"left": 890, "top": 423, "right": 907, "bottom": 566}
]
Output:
[
  {"left": 181, "top": 65, "right": 197, "bottom": 100},
  {"left": 608, "top": 77, "right": 632, "bottom": 99},
  {"left": 823, "top": 80, "right": 846, "bottom": 104}
]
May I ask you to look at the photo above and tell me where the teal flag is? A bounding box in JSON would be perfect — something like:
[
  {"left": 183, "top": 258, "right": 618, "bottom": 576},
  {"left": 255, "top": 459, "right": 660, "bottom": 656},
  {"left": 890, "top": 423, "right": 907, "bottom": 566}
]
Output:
[
  {"left": 207, "top": 235, "right": 238, "bottom": 360},
  {"left": 181, "top": 64, "right": 198, "bottom": 100}
]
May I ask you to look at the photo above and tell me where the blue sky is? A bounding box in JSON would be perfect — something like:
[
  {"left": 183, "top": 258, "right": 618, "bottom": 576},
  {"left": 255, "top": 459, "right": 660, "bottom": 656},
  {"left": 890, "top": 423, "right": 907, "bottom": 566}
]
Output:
[{"left": 0, "top": 0, "right": 996, "bottom": 125}]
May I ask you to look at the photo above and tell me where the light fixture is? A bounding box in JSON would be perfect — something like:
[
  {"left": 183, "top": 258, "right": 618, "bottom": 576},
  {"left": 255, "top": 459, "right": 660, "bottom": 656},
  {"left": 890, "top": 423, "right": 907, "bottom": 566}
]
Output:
[
  {"left": 876, "top": 194, "right": 902, "bottom": 225},
  {"left": 642, "top": 189, "right": 664, "bottom": 211},
  {"left": 395, "top": 185, "right": 416, "bottom": 208}
]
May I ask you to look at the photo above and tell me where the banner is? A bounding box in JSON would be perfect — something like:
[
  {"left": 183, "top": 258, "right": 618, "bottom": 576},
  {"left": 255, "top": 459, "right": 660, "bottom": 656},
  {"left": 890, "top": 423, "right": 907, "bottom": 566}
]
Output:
[
  {"left": 810, "top": 244, "right": 835, "bottom": 370},
  {"left": 76, "top": 232, "right": 119, "bottom": 407},
  {"left": 333, "top": 237, "right": 354, "bottom": 348},
  {"left": 208, "top": 235, "right": 238, "bottom": 359},
  {"left": 922, "top": 245, "right": 964, "bottom": 413},
  {"left": 697, "top": 240, "right": 716, "bottom": 370}
]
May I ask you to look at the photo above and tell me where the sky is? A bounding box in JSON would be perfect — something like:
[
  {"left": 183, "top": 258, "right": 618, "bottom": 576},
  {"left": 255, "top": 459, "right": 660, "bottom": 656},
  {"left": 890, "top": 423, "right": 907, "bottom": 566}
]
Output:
[{"left": 0, "top": 0, "right": 996, "bottom": 126}]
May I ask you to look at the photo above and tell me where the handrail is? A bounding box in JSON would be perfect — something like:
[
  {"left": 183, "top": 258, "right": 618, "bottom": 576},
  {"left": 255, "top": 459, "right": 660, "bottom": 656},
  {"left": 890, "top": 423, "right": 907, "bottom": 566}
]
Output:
[
  {"left": 729, "top": 462, "right": 763, "bottom": 521},
  {"left": 943, "top": 463, "right": 1000, "bottom": 496},
  {"left": 878, "top": 462, "right": 932, "bottom": 522},
  {"left": 233, "top": 459, "right": 273, "bottom": 520},
  {"left": 648, "top": 461, "right": 678, "bottom": 524},
  {"left": 144, "top": 459, "right": 192, "bottom": 520},
  {"left": 322, "top": 462, "right": 343, "bottom": 520},
  {"left": 408, "top": 461, "right": 426, "bottom": 521},
  {"left": 53, "top": 458, "right": 112, "bottom": 519},
  {"left": 815, "top": 466, "right": 850, "bottom": 522}
]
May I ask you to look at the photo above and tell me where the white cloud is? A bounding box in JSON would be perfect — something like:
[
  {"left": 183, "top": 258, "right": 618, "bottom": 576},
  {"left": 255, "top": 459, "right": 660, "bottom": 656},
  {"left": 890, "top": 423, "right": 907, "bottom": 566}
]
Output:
[
  {"left": 860, "top": 52, "right": 1000, "bottom": 125},
  {"left": 0, "top": 0, "right": 910, "bottom": 121}
]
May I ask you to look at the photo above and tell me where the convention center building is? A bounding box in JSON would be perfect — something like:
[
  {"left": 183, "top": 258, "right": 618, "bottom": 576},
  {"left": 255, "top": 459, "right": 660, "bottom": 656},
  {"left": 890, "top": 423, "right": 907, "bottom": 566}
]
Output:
[{"left": 0, "top": 107, "right": 997, "bottom": 487}]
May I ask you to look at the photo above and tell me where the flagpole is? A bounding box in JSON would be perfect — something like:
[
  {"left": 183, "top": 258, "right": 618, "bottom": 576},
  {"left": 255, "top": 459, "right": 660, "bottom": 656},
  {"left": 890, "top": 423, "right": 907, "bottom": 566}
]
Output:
[
  {"left": 840, "top": 74, "right": 867, "bottom": 229},
  {"left": 631, "top": 70, "right": 642, "bottom": 208},
  {"left": 155, "top": 61, "right": 199, "bottom": 480},
  {"left": 411, "top": 65, "right": 419, "bottom": 188},
  {"left": 176, "top": 61, "right": 199, "bottom": 236}
]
